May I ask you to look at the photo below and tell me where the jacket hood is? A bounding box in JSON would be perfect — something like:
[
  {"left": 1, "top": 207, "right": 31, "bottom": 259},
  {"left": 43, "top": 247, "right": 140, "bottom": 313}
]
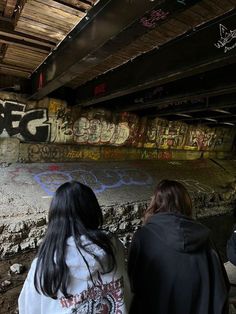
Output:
[
  {"left": 146, "top": 212, "right": 210, "bottom": 253},
  {"left": 65, "top": 236, "right": 109, "bottom": 281}
]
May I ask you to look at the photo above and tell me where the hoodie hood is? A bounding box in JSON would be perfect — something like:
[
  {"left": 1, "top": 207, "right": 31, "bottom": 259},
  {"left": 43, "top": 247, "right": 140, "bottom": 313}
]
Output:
[
  {"left": 65, "top": 236, "right": 109, "bottom": 281},
  {"left": 146, "top": 212, "right": 210, "bottom": 253}
]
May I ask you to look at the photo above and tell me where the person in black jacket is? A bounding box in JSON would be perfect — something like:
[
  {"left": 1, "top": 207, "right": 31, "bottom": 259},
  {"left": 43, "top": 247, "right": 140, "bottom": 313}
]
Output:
[
  {"left": 227, "top": 227, "right": 236, "bottom": 265},
  {"left": 128, "top": 179, "right": 229, "bottom": 314}
]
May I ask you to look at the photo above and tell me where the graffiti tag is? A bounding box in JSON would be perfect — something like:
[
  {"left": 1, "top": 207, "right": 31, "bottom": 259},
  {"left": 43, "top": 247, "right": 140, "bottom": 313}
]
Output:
[
  {"left": 140, "top": 9, "right": 169, "bottom": 29},
  {"left": 214, "top": 24, "right": 236, "bottom": 53},
  {"left": 73, "top": 117, "right": 130, "bottom": 145},
  {"left": 0, "top": 100, "right": 49, "bottom": 141}
]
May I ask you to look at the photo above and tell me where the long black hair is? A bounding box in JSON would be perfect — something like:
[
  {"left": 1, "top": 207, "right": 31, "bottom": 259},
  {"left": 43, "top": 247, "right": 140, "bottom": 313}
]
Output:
[
  {"left": 34, "top": 181, "right": 116, "bottom": 299},
  {"left": 144, "top": 179, "right": 192, "bottom": 223}
]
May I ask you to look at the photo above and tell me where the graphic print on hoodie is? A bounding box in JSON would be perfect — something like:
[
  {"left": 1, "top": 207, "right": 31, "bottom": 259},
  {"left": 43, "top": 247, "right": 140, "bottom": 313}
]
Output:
[
  {"left": 18, "top": 235, "right": 131, "bottom": 314},
  {"left": 59, "top": 236, "right": 126, "bottom": 314},
  {"left": 60, "top": 272, "right": 124, "bottom": 314}
]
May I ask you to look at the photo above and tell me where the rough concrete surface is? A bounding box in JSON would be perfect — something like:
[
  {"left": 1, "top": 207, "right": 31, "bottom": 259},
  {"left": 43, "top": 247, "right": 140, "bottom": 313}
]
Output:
[{"left": 0, "top": 159, "right": 236, "bottom": 256}]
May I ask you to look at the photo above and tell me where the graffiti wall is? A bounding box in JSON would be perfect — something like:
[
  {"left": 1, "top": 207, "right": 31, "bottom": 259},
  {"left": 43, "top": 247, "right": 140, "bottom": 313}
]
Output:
[{"left": 0, "top": 94, "right": 235, "bottom": 162}]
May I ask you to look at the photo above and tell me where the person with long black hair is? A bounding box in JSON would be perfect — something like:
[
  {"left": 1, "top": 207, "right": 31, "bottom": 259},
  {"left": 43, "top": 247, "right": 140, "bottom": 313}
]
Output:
[
  {"left": 128, "top": 179, "right": 229, "bottom": 314},
  {"left": 19, "top": 181, "right": 132, "bottom": 314}
]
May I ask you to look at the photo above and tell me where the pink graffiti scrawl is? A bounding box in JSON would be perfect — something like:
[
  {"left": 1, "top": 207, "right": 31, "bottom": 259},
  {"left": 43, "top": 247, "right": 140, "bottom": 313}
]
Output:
[
  {"left": 140, "top": 9, "right": 169, "bottom": 29},
  {"left": 48, "top": 164, "right": 60, "bottom": 171}
]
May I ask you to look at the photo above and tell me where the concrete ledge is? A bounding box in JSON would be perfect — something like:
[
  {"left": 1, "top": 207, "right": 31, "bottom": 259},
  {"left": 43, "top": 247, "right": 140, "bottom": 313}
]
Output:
[{"left": 17, "top": 143, "right": 236, "bottom": 162}]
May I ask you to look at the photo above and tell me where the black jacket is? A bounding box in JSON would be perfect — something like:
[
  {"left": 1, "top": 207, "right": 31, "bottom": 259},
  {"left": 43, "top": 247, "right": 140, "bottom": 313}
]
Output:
[
  {"left": 128, "top": 212, "right": 229, "bottom": 314},
  {"left": 227, "top": 226, "right": 236, "bottom": 265}
]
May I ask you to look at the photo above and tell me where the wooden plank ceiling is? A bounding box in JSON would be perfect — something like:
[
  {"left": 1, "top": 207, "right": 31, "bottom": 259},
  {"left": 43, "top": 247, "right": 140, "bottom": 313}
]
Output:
[
  {"left": 0, "top": 0, "right": 95, "bottom": 78},
  {"left": 0, "top": 0, "right": 235, "bottom": 95}
]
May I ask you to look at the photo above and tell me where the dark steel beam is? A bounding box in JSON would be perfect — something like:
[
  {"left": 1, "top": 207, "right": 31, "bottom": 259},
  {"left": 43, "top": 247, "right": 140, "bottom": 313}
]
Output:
[
  {"left": 147, "top": 93, "right": 236, "bottom": 118},
  {"left": 175, "top": 112, "right": 235, "bottom": 121},
  {"left": 185, "top": 115, "right": 236, "bottom": 125},
  {"left": 76, "top": 10, "right": 236, "bottom": 106},
  {"left": 116, "top": 84, "right": 236, "bottom": 113},
  {"left": 0, "top": 74, "right": 31, "bottom": 93},
  {"left": 30, "top": 0, "right": 202, "bottom": 99},
  {"left": 112, "top": 63, "right": 236, "bottom": 112}
]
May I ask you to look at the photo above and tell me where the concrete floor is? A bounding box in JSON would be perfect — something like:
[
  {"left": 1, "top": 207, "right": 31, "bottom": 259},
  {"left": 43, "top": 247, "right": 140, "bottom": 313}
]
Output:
[{"left": 0, "top": 158, "right": 235, "bottom": 225}]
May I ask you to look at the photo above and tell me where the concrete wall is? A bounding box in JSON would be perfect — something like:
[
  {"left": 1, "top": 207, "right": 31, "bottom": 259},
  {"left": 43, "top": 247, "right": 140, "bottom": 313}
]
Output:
[{"left": 0, "top": 92, "right": 235, "bottom": 162}]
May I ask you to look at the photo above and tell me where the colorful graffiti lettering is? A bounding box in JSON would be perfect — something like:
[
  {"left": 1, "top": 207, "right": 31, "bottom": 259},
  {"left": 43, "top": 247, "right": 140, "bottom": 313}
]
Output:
[
  {"left": 73, "top": 117, "right": 130, "bottom": 145},
  {"left": 186, "top": 128, "right": 226, "bottom": 150},
  {"left": 0, "top": 98, "right": 234, "bottom": 153},
  {"left": 147, "top": 119, "right": 186, "bottom": 148},
  {"left": 27, "top": 144, "right": 69, "bottom": 162}
]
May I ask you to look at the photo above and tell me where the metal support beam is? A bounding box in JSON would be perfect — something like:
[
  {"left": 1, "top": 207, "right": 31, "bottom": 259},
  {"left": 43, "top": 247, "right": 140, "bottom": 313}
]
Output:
[
  {"left": 119, "top": 84, "right": 236, "bottom": 114},
  {"left": 30, "top": 0, "right": 202, "bottom": 99},
  {"left": 76, "top": 10, "right": 236, "bottom": 107},
  {"left": 147, "top": 93, "right": 236, "bottom": 118}
]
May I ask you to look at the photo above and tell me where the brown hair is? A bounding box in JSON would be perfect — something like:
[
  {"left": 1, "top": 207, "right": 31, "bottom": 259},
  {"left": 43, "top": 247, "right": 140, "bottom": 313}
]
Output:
[{"left": 143, "top": 180, "right": 192, "bottom": 223}]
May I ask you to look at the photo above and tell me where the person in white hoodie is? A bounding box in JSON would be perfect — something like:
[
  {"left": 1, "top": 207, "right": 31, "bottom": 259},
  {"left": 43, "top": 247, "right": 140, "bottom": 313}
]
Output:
[{"left": 19, "top": 181, "right": 132, "bottom": 314}]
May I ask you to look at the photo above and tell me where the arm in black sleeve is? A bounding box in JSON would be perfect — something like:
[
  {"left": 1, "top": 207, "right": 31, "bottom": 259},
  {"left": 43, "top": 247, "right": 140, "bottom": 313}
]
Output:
[
  {"left": 227, "top": 227, "right": 236, "bottom": 265},
  {"left": 128, "top": 231, "right": 141, "bottom": 294}
]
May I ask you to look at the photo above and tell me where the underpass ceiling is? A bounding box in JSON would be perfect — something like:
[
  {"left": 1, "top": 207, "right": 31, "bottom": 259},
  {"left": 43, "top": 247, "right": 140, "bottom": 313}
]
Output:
[{"left": 0, "top": 0, "right": 234, "bottom": 128}]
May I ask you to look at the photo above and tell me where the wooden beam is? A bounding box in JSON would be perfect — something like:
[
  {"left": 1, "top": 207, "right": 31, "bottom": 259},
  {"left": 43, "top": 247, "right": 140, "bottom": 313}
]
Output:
[
  {"left": 0, "top": 33, "right": 52, "bottom": 53},
  {"left": 0, "top": 20, "right": 55, "bottom": 48},
  {"left": 0, "top": 62, "right": 31, "bottom": 76},
  {"left": 0, "top": 44, "right": 8, "bottom": 60},
  {"left": 53, "top": 0, "right": 89, "bottom": 13},
  {"left": 14, "top": 0, "right": 27, "bottom": 26},
  {"left": 4, "top": 0, "right": 18, "bottom": 18}
]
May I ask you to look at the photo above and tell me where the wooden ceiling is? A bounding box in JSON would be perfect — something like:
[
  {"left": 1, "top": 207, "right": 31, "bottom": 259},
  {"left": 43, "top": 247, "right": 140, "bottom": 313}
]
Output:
[
  {"left": 0, "top": 0, "right": 96, "bottom": 78},
  {"left": 0, "top": 0, "right": 235, "bottom": 126}
]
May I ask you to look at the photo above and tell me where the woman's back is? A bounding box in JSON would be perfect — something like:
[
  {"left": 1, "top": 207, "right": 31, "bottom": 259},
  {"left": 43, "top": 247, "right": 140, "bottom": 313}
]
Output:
[
  {"left": 128, "top": 180, "right": 229, "bottom": 314},
  {"left": 128, "top": 212, "right": 229, "bottom": 314},
  {"left": 18, "top": 181, "right": 132, "bottom": 314},
  {"left": 19, "top": 234, "right": 131, "bottom": 314}
]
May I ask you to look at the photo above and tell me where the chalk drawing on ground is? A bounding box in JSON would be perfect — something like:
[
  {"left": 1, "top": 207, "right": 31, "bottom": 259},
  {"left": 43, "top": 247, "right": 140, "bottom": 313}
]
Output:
[
  {"left": 179, "top": 179, "right": 214, "bottom": 194},
  {"left": 34, "top": 172, "right": 72, "bottom": 196},
  {"left": 33, "top": 169, "right": 153, "bottom": 196}
]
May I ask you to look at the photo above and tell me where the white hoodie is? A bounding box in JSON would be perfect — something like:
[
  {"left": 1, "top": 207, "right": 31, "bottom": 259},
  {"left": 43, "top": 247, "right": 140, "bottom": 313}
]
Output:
[{"left": 19, "top": 235, "right": 132, "bottom": 314}]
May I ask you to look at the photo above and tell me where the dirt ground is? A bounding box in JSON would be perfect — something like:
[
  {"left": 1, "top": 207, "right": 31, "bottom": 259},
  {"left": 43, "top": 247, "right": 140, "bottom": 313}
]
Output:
[{"left": 0, "top": 250, "right": 36, "bottom": 314}]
